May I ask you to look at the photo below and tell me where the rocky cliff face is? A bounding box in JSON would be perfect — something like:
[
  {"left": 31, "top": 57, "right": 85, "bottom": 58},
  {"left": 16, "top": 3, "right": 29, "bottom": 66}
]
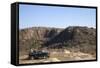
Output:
[
  {"left": 44, "top": 26, "right": 96, "bottom": 55},
  {"left": 19, "top": 26, "right": 96, "bottom": 55},
  {"left": 45, "top": 26, "right": 96, "bottom": 46},
  {"left": 19, "top": 27, "right": 63, "bottom": 41},
  {"left": 19, "top": 27, "right": 63, "bottom": 54}
]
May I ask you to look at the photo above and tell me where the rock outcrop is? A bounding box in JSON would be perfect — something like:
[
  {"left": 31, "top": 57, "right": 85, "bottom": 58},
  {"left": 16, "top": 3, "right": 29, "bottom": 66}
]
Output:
[
  {"left": 19, "top": 26, "right": 96, "bottom": 55},
  {"left": 19, "top": 27, "right": 63, "bottom": 54}
]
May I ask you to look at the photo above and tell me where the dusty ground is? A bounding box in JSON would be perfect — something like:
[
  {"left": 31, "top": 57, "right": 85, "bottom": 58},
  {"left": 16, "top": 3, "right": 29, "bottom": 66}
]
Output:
[{"left": 19, "top": 49, "right": 96, "bottom": 64}]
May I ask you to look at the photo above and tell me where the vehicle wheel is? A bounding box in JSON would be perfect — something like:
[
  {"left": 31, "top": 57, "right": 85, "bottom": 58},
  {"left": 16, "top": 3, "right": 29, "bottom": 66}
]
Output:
[
  {"left": 47, "top": 55, "right": 49, "bottom": 58},
  {"left": 31, "top": 57, "right": 34, "bottom": 60},
  {"left": 43, "top": 56, "right": 46, "bottom": 59}
]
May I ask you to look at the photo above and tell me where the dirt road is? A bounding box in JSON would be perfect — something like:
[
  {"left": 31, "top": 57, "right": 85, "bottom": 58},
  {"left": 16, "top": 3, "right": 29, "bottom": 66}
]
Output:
[{"left": 19, "top": 50, "right": 96, "bottom": 64}]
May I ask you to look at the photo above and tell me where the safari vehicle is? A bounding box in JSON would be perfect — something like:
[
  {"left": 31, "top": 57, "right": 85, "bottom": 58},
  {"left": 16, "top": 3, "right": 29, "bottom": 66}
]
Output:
[{"left": 29, "top": 50, "right": 50, "bottom": 59}]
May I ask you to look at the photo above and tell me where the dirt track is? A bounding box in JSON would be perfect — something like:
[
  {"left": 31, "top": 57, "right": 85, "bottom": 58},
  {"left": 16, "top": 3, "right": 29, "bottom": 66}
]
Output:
[{"left": 19, "top": 50, "right": 96, "bottom": 64}]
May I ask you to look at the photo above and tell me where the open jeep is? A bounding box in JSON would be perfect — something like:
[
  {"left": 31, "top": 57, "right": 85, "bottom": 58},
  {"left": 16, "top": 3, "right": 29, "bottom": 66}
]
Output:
[{"left": 29, "top": 50, "right": 50, "bottom": 59}]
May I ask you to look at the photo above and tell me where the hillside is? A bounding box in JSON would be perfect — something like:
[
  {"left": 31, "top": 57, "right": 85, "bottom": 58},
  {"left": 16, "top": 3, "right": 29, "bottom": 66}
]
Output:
[
  {"left": 19, "top": 26, "right": 96, "bottom": 56},
  {"left": 44, "top": 26, "right": 96, "bottom": 55},
  {"left": 19, "top": 27, "right": 63, "bottom": 55}
]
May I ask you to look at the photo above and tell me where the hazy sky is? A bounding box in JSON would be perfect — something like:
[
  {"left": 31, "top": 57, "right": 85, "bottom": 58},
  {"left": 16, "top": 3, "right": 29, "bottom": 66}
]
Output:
[{"left": 19, "top": 4, "right": 96, "bottom": 29}]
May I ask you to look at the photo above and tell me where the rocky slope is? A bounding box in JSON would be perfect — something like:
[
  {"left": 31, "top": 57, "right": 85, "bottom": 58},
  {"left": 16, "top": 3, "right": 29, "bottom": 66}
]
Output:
[
  {"left": 44, "top": 26, "right": 96, "bottom": 55},
  {"left": 19, "top": 26, "right": 96, "bottom": 56},
  {"left": 19, "top": 27, "right": 63, "bottom": 54}
]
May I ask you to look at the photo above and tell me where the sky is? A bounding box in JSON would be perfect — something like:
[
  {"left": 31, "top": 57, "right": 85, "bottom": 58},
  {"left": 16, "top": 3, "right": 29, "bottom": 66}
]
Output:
[{"left": 19, "top": 4, "right": 96, "bottom": 29}]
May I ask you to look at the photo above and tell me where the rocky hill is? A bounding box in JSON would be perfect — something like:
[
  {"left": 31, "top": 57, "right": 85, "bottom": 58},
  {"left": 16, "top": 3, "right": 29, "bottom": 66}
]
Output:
[
  {"left": 19, "top": 27, "right": 63, "bottom": 54},
  {"left": 44, "top": 26, "right": 96, "bottom": 55},
  {"left": 19, "top": 26, "right": 96, "bottom": 55}
]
